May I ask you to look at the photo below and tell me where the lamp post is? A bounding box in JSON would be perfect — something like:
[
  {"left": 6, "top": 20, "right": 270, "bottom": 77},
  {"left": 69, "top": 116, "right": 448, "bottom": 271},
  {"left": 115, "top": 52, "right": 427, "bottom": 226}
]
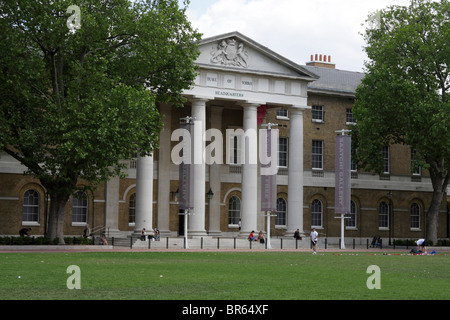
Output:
[{"left": 206, "top": 188, "right": 214, "bottom": 233}]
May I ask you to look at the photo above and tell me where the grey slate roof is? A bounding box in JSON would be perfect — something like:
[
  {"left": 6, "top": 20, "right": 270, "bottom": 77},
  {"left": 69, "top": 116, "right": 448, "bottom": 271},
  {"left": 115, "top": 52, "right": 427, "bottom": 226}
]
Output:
[{"left": 302, "top": 65, "right": 365, "bottom": 97}]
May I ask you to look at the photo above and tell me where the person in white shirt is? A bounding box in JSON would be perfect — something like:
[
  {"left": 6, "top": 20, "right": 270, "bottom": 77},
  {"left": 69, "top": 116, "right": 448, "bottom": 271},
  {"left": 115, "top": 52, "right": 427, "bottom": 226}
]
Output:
[
  {"left": 310, "top": 228, "right": 319, "bottom": 254},
  {"left": 415, "top": 238, "right": 427, "bottom": 253}
]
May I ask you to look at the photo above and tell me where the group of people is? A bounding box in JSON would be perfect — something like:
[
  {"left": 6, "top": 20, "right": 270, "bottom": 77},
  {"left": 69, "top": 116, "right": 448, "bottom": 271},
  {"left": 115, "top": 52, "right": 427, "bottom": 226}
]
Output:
[
  {"left": 140, "top": 228, "right": 161, "bottom": 241},
  {"left": 83, "top": 225, "right": 109, "bottom": 245},
  {"left": 248, "top": 230, "right": 265, "bottom": 243}
]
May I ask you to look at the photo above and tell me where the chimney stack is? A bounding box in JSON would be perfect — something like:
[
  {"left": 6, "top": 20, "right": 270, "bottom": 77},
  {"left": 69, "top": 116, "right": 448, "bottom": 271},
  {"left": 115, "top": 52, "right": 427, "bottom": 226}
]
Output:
[{"left": 306, "top": 53, "right": 336, "bottom": 69}]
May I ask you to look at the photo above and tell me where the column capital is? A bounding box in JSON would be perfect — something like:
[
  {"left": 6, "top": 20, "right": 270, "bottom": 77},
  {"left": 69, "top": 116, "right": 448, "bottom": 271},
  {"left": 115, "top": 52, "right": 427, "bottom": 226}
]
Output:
[
  {"left": 289, "top": 105, "right": 311, "bottom": 113},
  {"left": 240, "top": 102, "right": 261, "bottom": 109},
  {"left": 189, "top": 97, "right": 210, "bottom": 105}
]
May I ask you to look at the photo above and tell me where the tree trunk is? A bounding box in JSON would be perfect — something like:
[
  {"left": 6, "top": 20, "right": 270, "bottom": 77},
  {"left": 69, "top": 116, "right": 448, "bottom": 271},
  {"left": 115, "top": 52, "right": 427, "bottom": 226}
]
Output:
[
  {"left": 426, "top": 190, "right": 444, "bottom": 245},
  {"left": 427, "top": 160, "right": 449, "bottom": 245},
  {"left": 47, "top": 192, "right": 70, "bottom": 245}
]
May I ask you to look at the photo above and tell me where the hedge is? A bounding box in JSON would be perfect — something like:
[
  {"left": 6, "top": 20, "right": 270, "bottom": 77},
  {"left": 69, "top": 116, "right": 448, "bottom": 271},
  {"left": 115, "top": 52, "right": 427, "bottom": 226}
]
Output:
[{"left": 0, "top": 236, "right": 93, "bottom": 245}]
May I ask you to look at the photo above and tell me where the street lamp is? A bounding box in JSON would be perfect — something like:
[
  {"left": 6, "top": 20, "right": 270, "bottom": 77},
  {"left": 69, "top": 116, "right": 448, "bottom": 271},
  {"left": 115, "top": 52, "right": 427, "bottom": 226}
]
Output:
[{"left": 206, "top": 188, "right": 214, "bottom": 234}]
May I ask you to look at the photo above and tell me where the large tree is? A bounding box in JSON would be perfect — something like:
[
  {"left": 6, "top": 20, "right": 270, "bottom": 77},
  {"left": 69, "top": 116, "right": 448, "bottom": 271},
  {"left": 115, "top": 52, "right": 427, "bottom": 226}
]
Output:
[
  {"left": 352, "top": 0, "right": 449, "bottom": 244},
  {"left": 0, "top": 0, "right": 201, "bottom": 243}
]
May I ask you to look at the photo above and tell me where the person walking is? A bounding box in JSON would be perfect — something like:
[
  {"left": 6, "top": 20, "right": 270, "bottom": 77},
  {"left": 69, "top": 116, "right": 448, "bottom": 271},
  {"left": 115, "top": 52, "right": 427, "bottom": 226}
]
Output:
[{"left": 310, "top": 228, "right": 318, "bottom": 254}]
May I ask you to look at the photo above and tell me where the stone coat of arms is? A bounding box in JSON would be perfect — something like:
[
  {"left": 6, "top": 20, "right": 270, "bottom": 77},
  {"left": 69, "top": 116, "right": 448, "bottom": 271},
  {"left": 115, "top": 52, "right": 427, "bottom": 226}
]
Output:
[{"left": 210, "top": 38, "right": 249, "bottom": 68}]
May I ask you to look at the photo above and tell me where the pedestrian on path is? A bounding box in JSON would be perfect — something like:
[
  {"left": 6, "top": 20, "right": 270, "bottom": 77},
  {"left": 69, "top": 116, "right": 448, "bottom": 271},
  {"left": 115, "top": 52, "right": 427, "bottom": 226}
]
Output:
[{"left": 310, "top": 228, "right": 318, "bottom": 254}]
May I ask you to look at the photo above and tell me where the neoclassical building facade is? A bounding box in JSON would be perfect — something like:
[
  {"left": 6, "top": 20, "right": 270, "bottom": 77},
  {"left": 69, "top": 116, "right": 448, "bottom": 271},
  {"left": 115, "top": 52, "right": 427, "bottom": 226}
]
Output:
[{"left": 1, "top": 32, "right": 449, "bottom": 240}]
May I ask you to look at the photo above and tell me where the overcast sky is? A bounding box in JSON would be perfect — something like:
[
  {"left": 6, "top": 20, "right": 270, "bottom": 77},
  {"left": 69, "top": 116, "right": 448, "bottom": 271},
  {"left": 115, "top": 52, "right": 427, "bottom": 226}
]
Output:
[{"left": 180, "top": 0, "right": 412, "bottom": 72}]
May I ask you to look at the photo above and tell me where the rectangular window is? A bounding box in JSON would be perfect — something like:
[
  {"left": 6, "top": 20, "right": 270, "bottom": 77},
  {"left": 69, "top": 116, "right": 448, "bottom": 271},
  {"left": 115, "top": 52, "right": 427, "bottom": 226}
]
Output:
[
  {"left": 379, "top": 202, "right": 389, "bottom": 229},
  {"left": 23, "top": 190, "right": 39, "bottom": 223},
  {"left": 276, "top": 109, "right": 289, "bottom": 119},
  {"left": 72, "top": 192, "right": 88, "bottom": 223},
  {"left": 278, "top": 137, "right": 288, "bottom": 168},
  {"left": 410, "top": 203, "right": 420, "bottom": 229},
  {"left": 346, "top": 108, "right": 355, "bottom": 124},
  {"left": 227, "top": 133, "right": 241, "bottom": 165},
  {"left": 312, "top": 140, "right": 323, "bottom": 170},
  {"left": 411, "top": 149, "right": 422, "bottom": 175},
  {"left": 312, "top": 105, "right": 324, "bottom": 122}
]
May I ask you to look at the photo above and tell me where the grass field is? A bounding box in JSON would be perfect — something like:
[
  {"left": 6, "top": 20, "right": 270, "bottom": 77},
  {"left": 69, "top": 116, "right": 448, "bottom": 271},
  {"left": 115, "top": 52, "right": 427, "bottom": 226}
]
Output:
[{"left": 0, "top": 251, "right": 449, "bottom": 300}]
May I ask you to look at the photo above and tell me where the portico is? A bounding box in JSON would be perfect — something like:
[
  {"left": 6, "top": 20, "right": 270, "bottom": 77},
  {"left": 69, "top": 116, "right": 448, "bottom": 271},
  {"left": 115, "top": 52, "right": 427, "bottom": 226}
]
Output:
[{"left": 134, "top": 32, "right": 317, "bottom": 237}]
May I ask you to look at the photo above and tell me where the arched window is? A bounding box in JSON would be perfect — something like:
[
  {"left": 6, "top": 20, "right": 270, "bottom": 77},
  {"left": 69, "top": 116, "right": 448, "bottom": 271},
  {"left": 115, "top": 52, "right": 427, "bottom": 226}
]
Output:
[
  {"left": 129, "top": 193, "right": 136, "bottom": 224},
  {"left": 23, "top": 189, "right": 39, "bottom": 222},
  {"left": 72, "top": 191, "right": 88, "bottom": 223},
  {"left": 346, "top": 200, "right": 357, "bottom": 228},
  {"left": 379, "top": 201, "right": 389, "bottom": 228},
  {"left": 410, "top": 203, "right": 420, "bottom": 229},
  {"left": 276, "top": 198, "right": 287, "bottom": 226},
  {"left": 228, "top": 196, "right": 241, "bottom": 225},
  {"left": 311, "top": 199, "right": 322, "bottom": 228}
]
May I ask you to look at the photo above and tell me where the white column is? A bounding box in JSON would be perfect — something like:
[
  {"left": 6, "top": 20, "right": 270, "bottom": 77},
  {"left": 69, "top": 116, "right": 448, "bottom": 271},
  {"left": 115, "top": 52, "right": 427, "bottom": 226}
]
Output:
[
  {"left": 240, "top": 104, "right": 259, "bottom": 235},
  {"left": 287, "top": 107, "right": 307, "bottom": 235},
  {"left": 135, "top": 154, "right": 154, "bottom": 235},
  {"left": 105, "top": 176, "right": 120, "bottom": 236},
  {"left": 190, "top": 98, "right": 208, "bottom": 236},
  {"left": 157, "top": 103, "right": 172, "bottom": 236}
]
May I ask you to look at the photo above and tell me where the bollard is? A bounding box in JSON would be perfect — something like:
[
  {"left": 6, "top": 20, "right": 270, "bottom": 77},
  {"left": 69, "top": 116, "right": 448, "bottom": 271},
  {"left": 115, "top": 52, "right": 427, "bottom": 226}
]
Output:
[
  {"left": 353, "top": 238, "right": 355, "bottom": 249},
  {"left": 325, "top": 238, "right": 327, "bottom": 249},
  {"left": 166, "top": 237, "right": 169, "bottom": 249},
  {"left": 234, "top": 237, "right": 236, "bottom": 249}
]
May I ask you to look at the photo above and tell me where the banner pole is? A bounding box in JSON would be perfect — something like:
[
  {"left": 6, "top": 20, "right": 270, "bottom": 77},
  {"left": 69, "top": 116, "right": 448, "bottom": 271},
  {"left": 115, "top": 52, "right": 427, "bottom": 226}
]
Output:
[{"left": 335, "top": 129, "right": 352, "bottom": 250}]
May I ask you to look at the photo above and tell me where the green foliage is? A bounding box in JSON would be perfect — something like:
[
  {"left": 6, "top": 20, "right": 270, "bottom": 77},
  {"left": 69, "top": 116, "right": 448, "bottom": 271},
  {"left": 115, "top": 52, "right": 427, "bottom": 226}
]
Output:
[
  {"left": 353, "top": 0, "right": 449, "bottom": 175},
  {"left": 0, "top": 0, "right": 201, "bottom": 239},
  {"left": 352, "top": 0, "right": 449, "bottom": 243},
  {"left": 0, "top": 236, "right": 92, "bottom": 245},
  {"left": 0, "top": 0, "right": 200, "bottom": 184}
]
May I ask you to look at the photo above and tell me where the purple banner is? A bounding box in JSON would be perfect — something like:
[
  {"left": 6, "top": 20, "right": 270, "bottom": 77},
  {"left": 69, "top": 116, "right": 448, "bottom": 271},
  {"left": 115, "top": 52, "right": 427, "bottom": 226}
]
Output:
[
  {"left": 335, "top": 135, "right": 351, "bottom": 214},
  {"left": 261, "top": 128, "right": 276, "bottom": 211},
  {"left": 179, "top": 122, "right": 194, "bottom": 210}
]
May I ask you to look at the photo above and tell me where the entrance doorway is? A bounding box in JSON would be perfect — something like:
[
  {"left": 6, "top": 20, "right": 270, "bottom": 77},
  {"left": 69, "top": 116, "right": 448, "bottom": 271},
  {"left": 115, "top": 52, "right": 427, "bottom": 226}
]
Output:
[{"left": 178, "top": 210, "right": 184, "bottom": 236}]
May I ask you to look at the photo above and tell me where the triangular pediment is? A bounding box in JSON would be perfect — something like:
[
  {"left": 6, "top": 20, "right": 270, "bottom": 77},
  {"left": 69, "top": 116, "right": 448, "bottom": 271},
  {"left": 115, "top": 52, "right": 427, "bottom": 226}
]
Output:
[{"left": 196, "top": 31, "right": 318, "bottom": 81}]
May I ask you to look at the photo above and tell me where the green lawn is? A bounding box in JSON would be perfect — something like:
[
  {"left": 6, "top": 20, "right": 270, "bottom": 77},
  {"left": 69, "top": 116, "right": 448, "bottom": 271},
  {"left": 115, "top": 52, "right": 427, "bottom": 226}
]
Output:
[{"left": 0, "top": 251, "right": 448, "bottom": 300}]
